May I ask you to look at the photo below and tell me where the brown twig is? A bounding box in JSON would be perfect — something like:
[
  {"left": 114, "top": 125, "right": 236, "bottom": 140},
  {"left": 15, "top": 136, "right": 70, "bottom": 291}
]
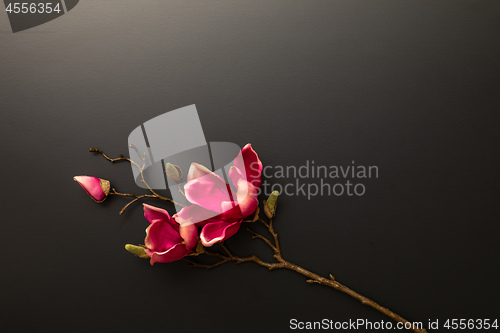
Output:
[
  {"left": 94, "top": 148, "right": 425, "bottom": 331},
  {"left": 177, "top": 184, "right": 186, "bottom": 199},
  {"left": 219, "top": 242, "right": 232, "bottom": 257},
  {"left": 90, "top": 148, "right": 185, "bottom": 213},
  {"left": 246, "top": 227, "right": 277, "bottom": 252},
  {"left": 109, "top": 188, "right": 159, "bottom": 214},
  {"left": 190, "top": 218, "right": 427, "bottom": 333}
]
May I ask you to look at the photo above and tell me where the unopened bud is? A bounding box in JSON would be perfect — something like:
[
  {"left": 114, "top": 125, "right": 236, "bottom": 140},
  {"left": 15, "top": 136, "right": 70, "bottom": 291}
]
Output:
[
  {"left": 263, "top": 191, "right": 279, "bottom": 218},
  {"left": 195, "top": 241, "right": 204, "bottom": 254},
  {"left": 125, "top": 244, "right": 149, "bottom": 259},
  {"left": 74, "top": 176, "right": 111, "bottom": 203},
  {"left": 188, "top": 241, "right": 205, "bottom": 256},
  {"left": 267, "top": 191, "right": 279, "bottom": 209},
  {"left": 165, "top": 163, "right": 182, "bottom": 182}
]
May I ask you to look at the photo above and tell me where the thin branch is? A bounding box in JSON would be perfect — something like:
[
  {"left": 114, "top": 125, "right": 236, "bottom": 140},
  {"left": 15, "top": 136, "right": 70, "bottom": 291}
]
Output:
[
  {"left": 194, "top": 249, "right": 426, "bottom": 333},
  {"left": 258, "top": 217, "right": 270, "bottom": 229},
  {"left": 219, "top": 243, "right": 232, "bottom": 257},
  {"left": 246, "top": 228, "right": 277, "bottom": 251},
  {"left": 89, "top": 148, "right": 129, "bottom": 163},
  {"left": 268, "top": 218, "right": 282, "bottom": 260},
  {"left": 190, "top": 216, "right": 427, "bottom": 333},
  {"left": 177, "top": 184, "right": 186, "bottom": 199},
  {"left": 110, "top": 188, "right": 160, "bottom": 214},
  {"left": 286, "top": 261, "right": 427, "bottom": 333},
  {"left": 90, "top": 147, "right": 185, "bottom": 213},
  {"left": 203, "top": 250, "right": 228, "bottom": 260},
  {"left": 117, "top": 197, "right": 142, "bottom": 215},
  {"left": 255, "top": 217, "right": 282, "bottom": 260},
  {"left": 91, "top": 147, "right": 158, "bottom": 197},
  {"left": 202, "top": 249, "right": 285, "bottom": 270}
]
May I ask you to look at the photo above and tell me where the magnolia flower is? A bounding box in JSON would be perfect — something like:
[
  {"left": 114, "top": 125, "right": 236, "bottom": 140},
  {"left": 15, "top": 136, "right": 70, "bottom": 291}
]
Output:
[
  {"left": 74, "top": 176, "right": 110, "bottom": 202},
  {"left": 143, "top": 204, "right": 198, "bottom": 265},
  {"left": 175, "top": 144, "right": 263, "bottom": 247}
]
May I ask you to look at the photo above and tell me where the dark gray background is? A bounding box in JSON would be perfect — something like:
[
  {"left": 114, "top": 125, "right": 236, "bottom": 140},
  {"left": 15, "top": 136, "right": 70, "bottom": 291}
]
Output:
[{"left": 1, "top": 1, "right": 499, "bottom": 332}]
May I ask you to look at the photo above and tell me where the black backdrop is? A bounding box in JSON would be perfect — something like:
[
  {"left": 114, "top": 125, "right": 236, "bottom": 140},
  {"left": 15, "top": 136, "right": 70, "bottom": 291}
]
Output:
[{"left": 1, "top": 1, "right": 499, "bottom": 332}]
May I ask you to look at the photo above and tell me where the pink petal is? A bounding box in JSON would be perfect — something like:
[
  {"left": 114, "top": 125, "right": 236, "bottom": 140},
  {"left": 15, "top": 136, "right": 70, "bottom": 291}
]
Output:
[
  {"left": 233, "top": 144, "right": 262, "bottom": 188},
  {"left": 228, "top": 166, "right": 244, "bottom": 189},
  {"left": 200, "top": 221, "right": 241, "bottom": 247},
  {"left": 234, "top": 180, "right": 259, "bottom": 217},
  {"left": 219, "top": 203, "right": 243, "bottom": 222},
  {"left": 187, "top": 162, "right": 218, "bottom": 182},
  {"left": 184, "top": 178, "right": 232, "bottom": 214},
  {"left": 179, "top": 223, "right": 198, "bottom": 251},
  {"left": 143, "top": 204, "right": 178, "bottom": 230},
  {"left": 74, "top": 176, "right": 106, "bottom": 202},
  {"left": 220, "top": 180, "right": 259, "bottom": 221},
  {"left": 186, "top": 163, "right": 228, "bottom": 191},
  {"left": 145, "top": 220, "right": 183, "bottom": 252},
  {"left": 145, "top": 243, "right": 191, "bottom": 264},
  {"left": 174, "top": 205, "right": 220, "bottom": 226}
]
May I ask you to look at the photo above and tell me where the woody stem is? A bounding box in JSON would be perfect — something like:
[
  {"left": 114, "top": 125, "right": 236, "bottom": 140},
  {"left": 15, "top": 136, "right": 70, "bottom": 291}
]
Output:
[
  {"left": 200, "top": 248, "right": 426, "bottom": 333},
  {"left": 194, "top": 219, "right": 426, "bottom": 333},
  {"left": 90, "top": 148, "right": 185, "bottom": 213}
]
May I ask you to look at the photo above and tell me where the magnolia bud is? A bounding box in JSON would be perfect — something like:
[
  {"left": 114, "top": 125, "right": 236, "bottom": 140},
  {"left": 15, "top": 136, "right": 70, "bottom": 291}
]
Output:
[
  {"left": 125, "top": 244, "right": 149, "bottom": 259},
  {"left": 263, "top": 191, "right": 279, "bottom": 218},
  {"left": 195, "top": 241, "right": 204, "bottom": 254},
  {"left": 188, "top": 241, "right": 205, "bottom": 256},
  {"left": 165, "top": 163, "right": 182, "bottom": 182},
  {"left": 74, "top": 176, "right": 111, "bottom": 203},
  {"left": 243, "top": 207, "right": 260, "bottom": 222}
]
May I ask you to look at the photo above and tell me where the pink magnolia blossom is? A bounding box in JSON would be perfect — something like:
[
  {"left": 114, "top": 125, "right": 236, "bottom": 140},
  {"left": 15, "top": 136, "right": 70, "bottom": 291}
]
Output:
[
  {"left": 175, "top": 144, "right": 263, "bottom": 247},
  {"left": 142, "top": 204, "right": 198, "bottom": 265},
  {"left": 74, "top": 176, "right": 110, "bottom": 202}
]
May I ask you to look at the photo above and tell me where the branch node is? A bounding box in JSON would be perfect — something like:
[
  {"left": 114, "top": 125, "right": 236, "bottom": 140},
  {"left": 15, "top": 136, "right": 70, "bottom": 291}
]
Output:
[{"left": 90, "top": 147, "right": 185, "bottom": 214}]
